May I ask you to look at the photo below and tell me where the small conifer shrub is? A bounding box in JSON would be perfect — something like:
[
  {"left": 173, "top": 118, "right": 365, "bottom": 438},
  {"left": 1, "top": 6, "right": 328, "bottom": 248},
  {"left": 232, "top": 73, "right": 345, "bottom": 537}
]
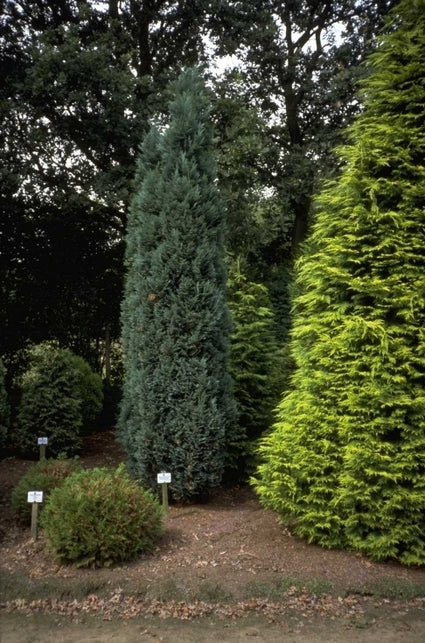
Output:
[
  {"left": 40, "top": 465, "right": 164, "bottom": 567},
  {"left": 15, "top": 343, "right": 102, "bottom": 457},
  {"left": 11, "top": 457, "right": 82, "bottom": 524}
]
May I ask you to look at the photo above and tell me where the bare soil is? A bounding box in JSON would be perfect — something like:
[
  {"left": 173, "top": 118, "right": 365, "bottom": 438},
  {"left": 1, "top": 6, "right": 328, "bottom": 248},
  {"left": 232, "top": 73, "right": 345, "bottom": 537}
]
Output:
[{"left": 1, "top": 430, "right": 425, "bottom": 641}]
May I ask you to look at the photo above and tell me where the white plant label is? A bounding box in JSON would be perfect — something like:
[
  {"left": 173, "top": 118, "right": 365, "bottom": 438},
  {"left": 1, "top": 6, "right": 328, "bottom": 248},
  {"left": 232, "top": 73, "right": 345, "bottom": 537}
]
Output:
[
  {"left": 27, "top": 491, "right": 44, "bottom": 503},
  {"left": 37, "top": 437, "right": 48, "bottom": 445},
  {"left": 157, "top": 472, "right": 171, "bottom": 484}
]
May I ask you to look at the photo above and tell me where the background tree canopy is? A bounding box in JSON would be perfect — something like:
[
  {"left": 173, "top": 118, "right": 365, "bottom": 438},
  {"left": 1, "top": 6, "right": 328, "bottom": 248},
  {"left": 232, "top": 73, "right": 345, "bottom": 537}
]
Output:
[
  {"left": 1, "top": 0, "right": 217, "bottom": 369},
  {"left": 1, "top": 0, "right": 394, "bottom": 451},
  {"left": 1, "top": 1, "right": 393, "bottom": 373}
]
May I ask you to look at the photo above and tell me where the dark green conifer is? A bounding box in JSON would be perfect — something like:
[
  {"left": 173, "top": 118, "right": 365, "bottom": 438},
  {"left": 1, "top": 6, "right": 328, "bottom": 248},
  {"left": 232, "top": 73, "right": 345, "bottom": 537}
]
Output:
[
  {"left": 253, "top": 0, "right": 425, "bottom": 564},
  {"left": 228, "top": 260, "right": 279, "bottom": 441},
  {"left": 15, "top": 344, "right": 83, "bottom": 457},
  {"left": 119, "top": 68, "right": 237, "bottom": 501}
]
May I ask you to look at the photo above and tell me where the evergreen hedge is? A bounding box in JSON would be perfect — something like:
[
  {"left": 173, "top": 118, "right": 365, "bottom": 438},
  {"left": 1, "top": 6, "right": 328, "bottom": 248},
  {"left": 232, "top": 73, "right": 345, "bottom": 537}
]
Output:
[{"left": 70, "top": 353, "right": 103, "bottom": 434}]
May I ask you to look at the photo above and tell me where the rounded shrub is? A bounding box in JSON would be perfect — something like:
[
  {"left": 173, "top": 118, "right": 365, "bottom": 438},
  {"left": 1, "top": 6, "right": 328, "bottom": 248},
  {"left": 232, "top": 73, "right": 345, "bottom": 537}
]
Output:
[
  {"left": 11, "top": 457, "right": 82, "bottom": 524},
  {"left": 40, "top": 464, "right": 164, "bottom": 567},
  {"left": 14, "top": 343, "right": 102, "bottom": 457}
]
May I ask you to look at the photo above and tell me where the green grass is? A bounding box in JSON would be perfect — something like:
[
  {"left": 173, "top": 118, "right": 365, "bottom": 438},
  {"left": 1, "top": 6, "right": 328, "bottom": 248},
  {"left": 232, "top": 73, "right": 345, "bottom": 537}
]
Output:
[
  {"left": 244, "top": 575, "right": 425, "bottom": 602},
  {"left": 3, "top": 567, "right": 424, "bottom": 607},
  {"left": 143, "top": 579, "right": 233, "bottom": 603},
  {"left": 1, "top": 569, "right": 231, "bottom": 605},
  {"left": 345, "top": 578, "right": 425, "bottom": 600},
  {"left": 197, "top": 581, "right": 233, "bottom": 603},
  {"left": 243, "top": 575, "right": 334, "bottom": 600},
  {"left": 0, "top": 569, "right": 109, "bottom": 602},
  {"left": 145, "top": 578, "right": 189, "bottom": 602}
]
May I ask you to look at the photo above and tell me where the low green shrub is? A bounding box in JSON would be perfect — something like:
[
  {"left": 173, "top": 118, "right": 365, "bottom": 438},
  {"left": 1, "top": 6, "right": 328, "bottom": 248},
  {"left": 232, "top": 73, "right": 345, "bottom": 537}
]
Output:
[
  {"left": 40, "top": 464, "right": 164, "bottom": 567},
  {"left": 11, "top": 458, "right": 82, "bottom": 524}
]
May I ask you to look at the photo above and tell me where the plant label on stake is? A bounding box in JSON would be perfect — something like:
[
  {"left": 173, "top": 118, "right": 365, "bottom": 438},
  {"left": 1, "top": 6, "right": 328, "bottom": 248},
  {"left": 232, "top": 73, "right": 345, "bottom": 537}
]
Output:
[
  {"left": 37, "top": 437, "right": 48, "bottom": 460},
  {"left": 27, "top": 491, "right": 43, "bottom": 541},
  {"left": 157, "top": 472, "right": 171, "bottom": 511},
  {"left": 157, "top": 472, "right": 171, "bottom": 484}
]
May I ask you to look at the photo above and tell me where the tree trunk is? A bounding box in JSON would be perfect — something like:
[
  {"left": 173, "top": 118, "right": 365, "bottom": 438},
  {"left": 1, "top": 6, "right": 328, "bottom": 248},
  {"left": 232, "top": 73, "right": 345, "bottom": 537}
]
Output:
[{"left": 104, "top": 324, "right": 111, "bottom": 385}]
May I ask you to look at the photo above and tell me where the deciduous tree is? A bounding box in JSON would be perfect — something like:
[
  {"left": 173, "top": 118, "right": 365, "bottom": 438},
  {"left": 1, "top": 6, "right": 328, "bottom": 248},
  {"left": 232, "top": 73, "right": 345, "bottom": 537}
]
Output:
[
  {"left": 0, "top": 0, "right": 216, "bottom": 368},
  {"left": 211, "top": 0, "right": 394, "bottom": 263}
]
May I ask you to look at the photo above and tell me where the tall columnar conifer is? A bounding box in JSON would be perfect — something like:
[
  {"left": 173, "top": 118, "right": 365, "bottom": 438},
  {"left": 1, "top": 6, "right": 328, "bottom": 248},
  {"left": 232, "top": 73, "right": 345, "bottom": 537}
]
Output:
[
  {"left": 253, "top": 0, "right": 425, "bottom": 564},
  {"left": 228, "top": 260, "right": 280, "bottom": 442},
  {"left": 119, "top": 68, "right": 237, "bottom": 501}
]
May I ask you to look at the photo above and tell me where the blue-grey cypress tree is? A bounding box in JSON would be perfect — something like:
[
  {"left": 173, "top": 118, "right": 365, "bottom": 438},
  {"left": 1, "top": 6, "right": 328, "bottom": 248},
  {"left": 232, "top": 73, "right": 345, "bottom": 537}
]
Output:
[{"left": 119, "top": 68, "right": 237, "bottom": 501}]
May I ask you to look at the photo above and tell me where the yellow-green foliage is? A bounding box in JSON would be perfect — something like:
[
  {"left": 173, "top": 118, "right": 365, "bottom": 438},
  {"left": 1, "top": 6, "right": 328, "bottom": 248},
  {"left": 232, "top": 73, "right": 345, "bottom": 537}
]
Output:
[
  {"left": 40, "top": 465, "right": 164, "bottom": 567},
  {"left": 253, "top": 0, "right": 425, "bottom": 564}
]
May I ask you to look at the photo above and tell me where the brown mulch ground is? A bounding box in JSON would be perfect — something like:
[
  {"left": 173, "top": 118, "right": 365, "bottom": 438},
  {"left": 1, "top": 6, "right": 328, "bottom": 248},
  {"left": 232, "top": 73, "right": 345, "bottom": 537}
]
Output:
[{"left": 1, "top": 430, "right": 425, "bottom": 631}]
